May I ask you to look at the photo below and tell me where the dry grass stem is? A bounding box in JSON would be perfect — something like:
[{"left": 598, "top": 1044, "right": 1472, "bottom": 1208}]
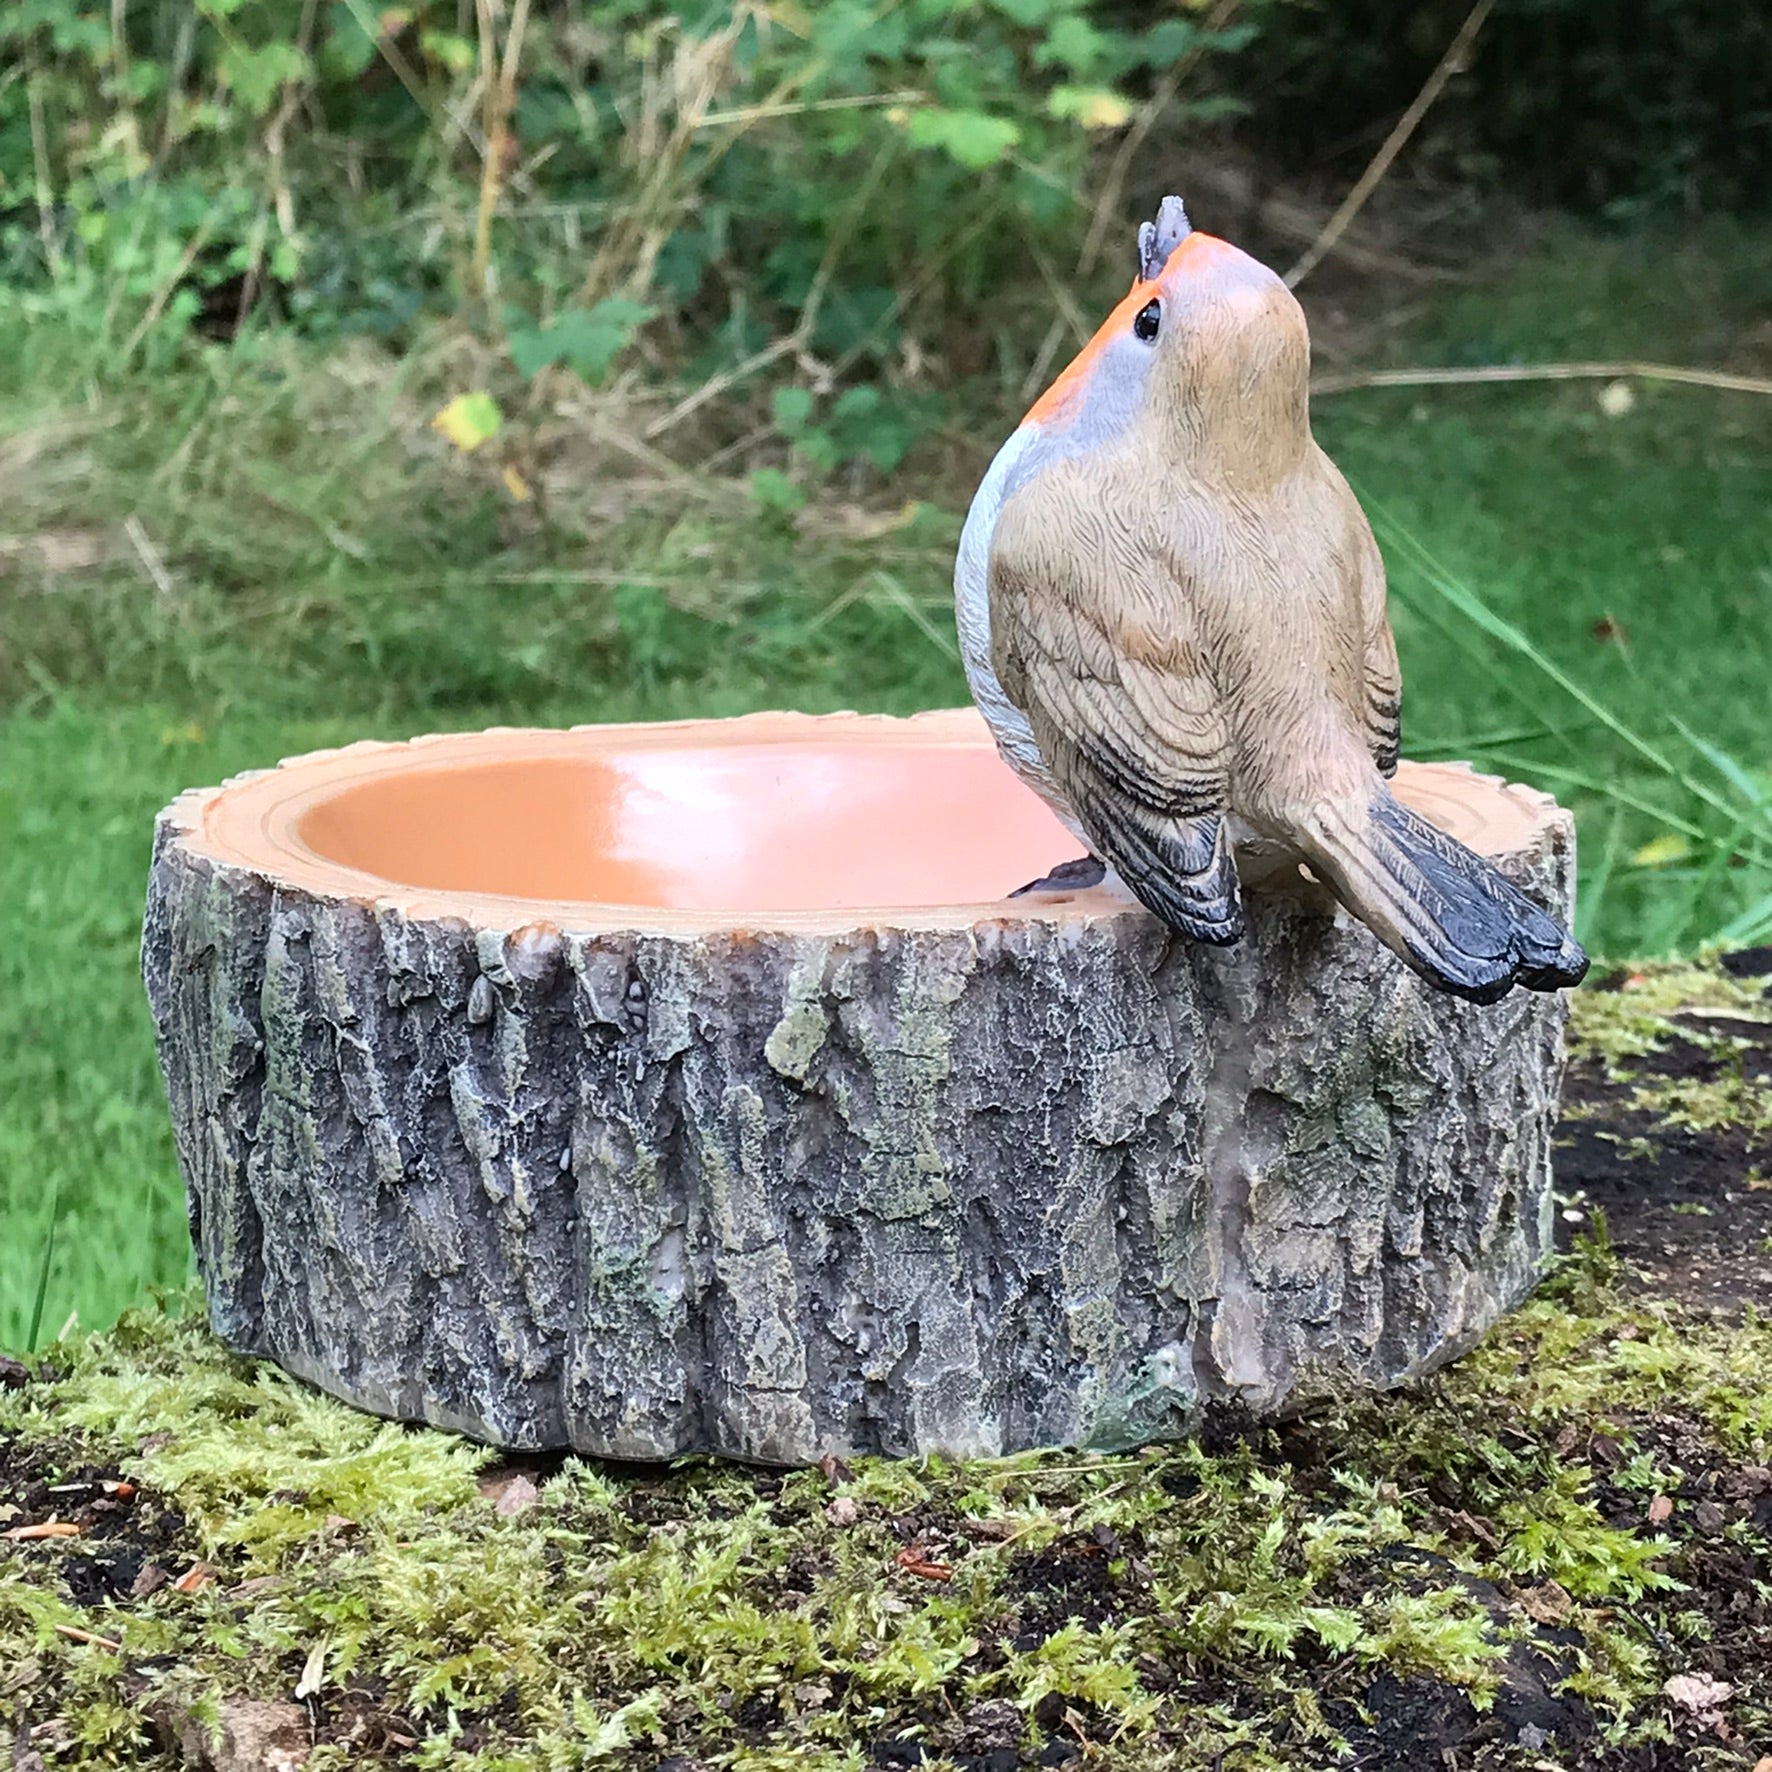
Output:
[
  {"left": 470, "top": 0, "right": 533, "bottom": 299},
  {"left": 27, "top": 74, "right": 63, "bottom": 283},
  {"left": 646, "top": 143, "right": 893, "bottom": 441},
  {"left": 697, "top": 90, "right": 923, "bottom": 129},
  {"left": 1311, "top": 361, "right": 1772, "bottom": 398},
  {"left": 119, "top": 212, "right": 220, "bottom": 365}
]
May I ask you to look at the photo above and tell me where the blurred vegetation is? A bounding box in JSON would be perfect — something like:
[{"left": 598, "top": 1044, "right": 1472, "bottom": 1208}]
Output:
[
  {"left": 1249, "top": 0, "right": 1772, "bottom": 216},
  {"left": 0, "top": 0, "right": 1263, "bottom": 386},
  {"left": 1, "top": 2, "right": 1770, "bottom": 1343}
]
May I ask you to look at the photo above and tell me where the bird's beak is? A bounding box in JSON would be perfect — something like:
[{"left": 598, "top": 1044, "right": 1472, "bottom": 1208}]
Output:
[{"left": 1136, "top": 195, "right": 1192, "bottom": 284}]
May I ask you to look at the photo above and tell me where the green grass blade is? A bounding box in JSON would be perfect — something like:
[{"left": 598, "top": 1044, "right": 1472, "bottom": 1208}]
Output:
[
  {"left": 1713, "top": 889, "right": 1772, "bottom": 950},
  {"left": 1650, "top": 814, "right": 1756, "bottom": 955},
  {"left": 1670, "top": 715, "right": 1767, "bottom": 808},
  {"left": 26, "top": 1179, "right": 62, "bottom": 1354},
  {"left": 1576, "top": 807, "right": 1625, "bottom": 955}
]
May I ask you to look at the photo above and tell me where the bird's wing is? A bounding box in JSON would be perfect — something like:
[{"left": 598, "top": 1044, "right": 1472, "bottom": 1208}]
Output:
[{"left": 988, "top": 482, "right": 1243, "bottom": 944}]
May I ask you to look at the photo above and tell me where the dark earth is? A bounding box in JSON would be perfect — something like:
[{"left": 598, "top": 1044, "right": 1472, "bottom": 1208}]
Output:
[{"left": 1561, "top": 953, "right": 1772, "bottom": 1310}]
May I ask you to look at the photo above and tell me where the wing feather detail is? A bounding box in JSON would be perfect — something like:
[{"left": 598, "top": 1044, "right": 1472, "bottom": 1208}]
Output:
[{"left": 988, "top": 480, "right": 1243, "bottom": 943}]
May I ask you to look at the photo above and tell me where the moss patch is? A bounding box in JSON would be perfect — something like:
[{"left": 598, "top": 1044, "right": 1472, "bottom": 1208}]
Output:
[{"left": 5, "top": 963, "right": 1771, "bottom": 1771}]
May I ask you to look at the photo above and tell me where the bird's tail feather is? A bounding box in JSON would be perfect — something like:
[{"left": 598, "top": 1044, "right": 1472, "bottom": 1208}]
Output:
[{"left": 1297, "top": 788, "right": 1588, "bottom": 1004}]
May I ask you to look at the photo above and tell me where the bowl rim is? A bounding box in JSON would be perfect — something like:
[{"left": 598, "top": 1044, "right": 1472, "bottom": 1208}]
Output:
[{"left": 154, "top": 707, "right": 1567, "bottom": 940}]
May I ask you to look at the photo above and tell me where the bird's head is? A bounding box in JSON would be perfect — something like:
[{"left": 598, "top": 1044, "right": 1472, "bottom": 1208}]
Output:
[{"left": 1024, "top": 196, "right": 1311, "bottom": 482}]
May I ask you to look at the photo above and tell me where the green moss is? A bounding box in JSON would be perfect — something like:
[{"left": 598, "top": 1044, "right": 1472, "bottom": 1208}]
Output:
[
  {"left": 8, "top": 1310, "right": 494, "bottom": 1567},
  {"left": 5, "top": 1273, "right": 1766, "bottom": 1769},
  {"left": 1566, "top": 959, "right": 1772, "bottom": 1071}
]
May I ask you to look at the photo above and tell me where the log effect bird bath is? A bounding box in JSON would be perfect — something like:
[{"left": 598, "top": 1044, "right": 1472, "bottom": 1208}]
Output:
[{"left": 142, "top": 710, "right": 1576, "bottom": 1463}]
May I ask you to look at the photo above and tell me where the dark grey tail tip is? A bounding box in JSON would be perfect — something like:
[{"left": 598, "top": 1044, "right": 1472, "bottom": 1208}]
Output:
[
  {"left": 1419, "top": 941, "right": 1590, "bottom": 1006},
  {"left": 1517, "top": 942, "right": 1591, "bottom": 994},
  {"left": 1137, "top": 195, "right": 1191, "bottom": 281}
]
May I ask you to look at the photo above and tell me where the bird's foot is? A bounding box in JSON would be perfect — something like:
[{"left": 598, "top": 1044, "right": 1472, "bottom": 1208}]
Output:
[{"left": 1009, "top": 855, "right": 1107, "bottom": 898}]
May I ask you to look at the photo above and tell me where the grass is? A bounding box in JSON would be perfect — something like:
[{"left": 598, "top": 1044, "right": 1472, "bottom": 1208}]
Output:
[{"left": 2, "top": 216, "right": 1770, "bottom": 1348}]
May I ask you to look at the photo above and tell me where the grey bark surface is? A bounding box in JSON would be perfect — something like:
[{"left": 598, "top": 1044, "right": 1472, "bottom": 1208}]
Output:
[{"left": 142, "top": 795, "right": 1576, "bottom": 1463}]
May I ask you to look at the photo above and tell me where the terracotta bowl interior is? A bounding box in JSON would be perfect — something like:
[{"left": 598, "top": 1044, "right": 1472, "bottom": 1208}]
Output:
[
  {"left": 181, "top": 712, "right": 1548, "bottom": 928},
  {"left": 296, "top": 736, "right": 1073, "bottom": 914}
]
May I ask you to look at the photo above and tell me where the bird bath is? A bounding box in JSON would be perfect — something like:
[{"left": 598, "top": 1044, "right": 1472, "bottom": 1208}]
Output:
[{"left": 144, "top": 709, "right": 1577, "bottom": 1462}]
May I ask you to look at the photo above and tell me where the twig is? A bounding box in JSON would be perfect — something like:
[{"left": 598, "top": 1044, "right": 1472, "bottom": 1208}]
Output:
[
  {"left": 156, "top": 8, "right": 197, "bottom": 165},
  {"left": 579, "top": 11, "right": 763, "bottom": 308},
  {"left": 1310, "top": 361, "right": 1772, "bottom": 399},
  {"left": 697, "top": 420, "right": 774, "bottom": 474},
  {"left": 646, "top": 142, "right": 892, "bottom": 440},
  {"left": 831, "top": 198, "right": 1008, "bottom": 382},
  {"left": 27, "top": 72, "right": 63, "bottom": 283},
  {"left": 119, "top": 212, "right": 220, "bottom": 365},
  {"left": 338, "top": 0, "right": 435, "bottom": 127},
  {"left": 697, "top": 90, "right": 921, "bottom": 128},
  {"left": 54, "top": 1624, "right": 122, "bottom": 1651},
  {"left": 1018, "top": 317, "right": 1069, "bottom": 407},
  {"left": 1284, "top": 0, "right": 1494, "bottom": 289},
  {"left": 646, "top": 335, "right": 800, "bottom": 440},
  {"left": 257, "top": 0, "right": 319, "bottom": 280},
  {"left": 470, "top": 0, "right": 532, "bottom": 299},
  {"left": 1028, "top": 238, "right": 1095, "bottom": 353}
]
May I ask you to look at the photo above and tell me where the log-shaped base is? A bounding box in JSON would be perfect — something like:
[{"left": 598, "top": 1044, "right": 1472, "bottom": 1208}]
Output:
[{"left": 142, "top": 711, "right": 1577, "bottom": 1462}]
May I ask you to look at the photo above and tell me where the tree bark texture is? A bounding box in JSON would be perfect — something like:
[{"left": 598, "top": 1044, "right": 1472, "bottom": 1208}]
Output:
[{"left": 142, "top": 751, "right": 1576, "bottom": 1463}]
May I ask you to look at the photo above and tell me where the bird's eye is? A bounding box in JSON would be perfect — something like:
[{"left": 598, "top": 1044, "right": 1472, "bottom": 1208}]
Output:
[{"left": 1133, "top": 299, "right": 1161, "bottom": 343}]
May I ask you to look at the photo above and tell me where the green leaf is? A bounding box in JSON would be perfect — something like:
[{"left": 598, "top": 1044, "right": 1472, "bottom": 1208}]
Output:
[
  {"left": 1048, "top": 86, "right": 1133, "bottom": 129},
  {"left": 321, "top": 3, "right": 378, "bottom": 78},
  {"left": 218, "top": 41, "right": 310, "bottom": 115},
  {"left": 985, "top": 0, "right": 1064, "bottom": 25},
  {"left": 1204, "top": 19, "right": 1262, "bottom": 53},
  {"left": 1630, "top": 833, "right": 1691, "bottom": 869},
  {"left": 507, "top": 300, "right": 656, "bottom": 384},
  {"left": 793, "top": 429, "right": 839, "bottom": 472},
  {"left": 1143, "top": 18, "right": 1199, "bottom": 63},
  {"left": 772, "top": 387, "right": 815, "bottom": 433},
  {"left": 1035, "top": 14, "right": 1109, "bottom": 74},
  {"left": 749, "top": 469, "right": 806, "bottom": 515},
  {"left": 420, "top": 30, "right": 477, "bottom": 73},
  {"left": 900, "top": 107, "right": 1020, "bottom": 170}
]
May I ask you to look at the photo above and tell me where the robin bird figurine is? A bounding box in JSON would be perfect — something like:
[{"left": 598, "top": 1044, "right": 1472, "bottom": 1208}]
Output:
[{"left": 954, "top": 195, "right": 1587, "bottom": 1004}]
